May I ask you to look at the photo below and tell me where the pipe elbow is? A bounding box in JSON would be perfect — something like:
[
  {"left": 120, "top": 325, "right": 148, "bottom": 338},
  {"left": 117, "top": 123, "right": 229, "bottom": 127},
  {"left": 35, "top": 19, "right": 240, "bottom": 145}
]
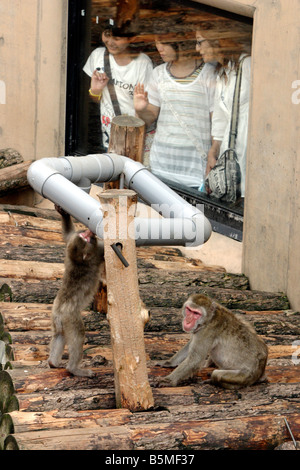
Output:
[{"left": 27, "top": 159, "right": 65, "bottom": 196}]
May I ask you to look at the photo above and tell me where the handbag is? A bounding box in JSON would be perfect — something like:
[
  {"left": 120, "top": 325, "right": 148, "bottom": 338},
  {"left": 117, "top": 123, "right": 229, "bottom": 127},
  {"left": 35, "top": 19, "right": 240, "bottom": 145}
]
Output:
[{"left": 205, "top": 56, "right": 248, "bottom": 203}]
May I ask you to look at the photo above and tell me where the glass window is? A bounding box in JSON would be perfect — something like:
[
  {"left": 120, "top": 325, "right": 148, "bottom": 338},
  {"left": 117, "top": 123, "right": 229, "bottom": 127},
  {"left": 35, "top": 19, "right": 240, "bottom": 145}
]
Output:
[{"left": 66, "top": 0, "right": 253, "bottom": 240}]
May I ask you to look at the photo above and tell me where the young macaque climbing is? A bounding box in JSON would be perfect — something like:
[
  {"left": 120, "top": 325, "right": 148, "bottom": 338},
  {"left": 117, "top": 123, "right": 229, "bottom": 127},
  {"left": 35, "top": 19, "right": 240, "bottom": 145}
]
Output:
[
  {"left": 157, "top": 294, "right": 268, "bottom": 390},
  {"left": 48, "top": 206, "right": 105, "bottom": 377}
]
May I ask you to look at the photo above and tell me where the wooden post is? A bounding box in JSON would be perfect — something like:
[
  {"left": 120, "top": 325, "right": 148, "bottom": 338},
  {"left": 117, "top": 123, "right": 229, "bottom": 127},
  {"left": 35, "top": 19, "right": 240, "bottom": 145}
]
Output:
[
  {"left": 98, "top": 189, "right": 154, "bottom": 411},
  {"left": 93, "top": 115, "right": 145, "bottom": 312},
  {"left": 108, "top": 115, "right": 145, "bottom": 164}
]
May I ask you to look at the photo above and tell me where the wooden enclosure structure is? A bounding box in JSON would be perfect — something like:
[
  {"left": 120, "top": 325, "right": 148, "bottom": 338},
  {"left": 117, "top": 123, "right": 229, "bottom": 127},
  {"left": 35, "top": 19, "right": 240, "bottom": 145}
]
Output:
[
  {"left": 1, "top": 0, "right": 300, "bottom": 310},
  {"left": 0, "top": 199, "right": 300, "bottom": 450},
  {"left": 0, "top": 0, "right": 300, "bottom": 450}
]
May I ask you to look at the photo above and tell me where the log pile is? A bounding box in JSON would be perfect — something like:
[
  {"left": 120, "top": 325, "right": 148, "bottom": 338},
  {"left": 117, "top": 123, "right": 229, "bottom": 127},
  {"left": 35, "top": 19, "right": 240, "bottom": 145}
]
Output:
[
  {"left": 0, "top": 149, "right": 32, "bottom": 198},
  {"left": 0, "top": 203, "right": 300, "bottom": 450}
]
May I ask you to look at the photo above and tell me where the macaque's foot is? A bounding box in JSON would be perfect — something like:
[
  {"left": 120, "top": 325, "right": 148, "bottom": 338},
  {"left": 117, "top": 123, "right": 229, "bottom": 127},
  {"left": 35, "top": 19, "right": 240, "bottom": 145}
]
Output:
[
  {"left": 48, "top": 359, "right": 62, "bottom": 369},
  {"left": 155, "top": 360, "right": 174, "bottom": 368},
  {"left": 67, "top": 367, "right": 95, "bottom": 378},
  {"left": 155, "top": 376, "right": 176, "bottom": 388}
]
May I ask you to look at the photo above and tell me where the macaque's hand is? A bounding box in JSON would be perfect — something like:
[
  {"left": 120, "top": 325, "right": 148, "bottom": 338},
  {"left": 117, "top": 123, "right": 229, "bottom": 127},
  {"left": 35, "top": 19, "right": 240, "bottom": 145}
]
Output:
[
  {"left": 134, "top": 83, "right": 149, "bottom": 112},
  {"left": 91, "top": 70, "right": 109, "bottom": 94}
]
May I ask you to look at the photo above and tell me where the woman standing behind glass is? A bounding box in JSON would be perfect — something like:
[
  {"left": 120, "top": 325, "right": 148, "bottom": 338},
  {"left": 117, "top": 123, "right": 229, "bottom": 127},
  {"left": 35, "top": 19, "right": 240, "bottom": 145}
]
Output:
[
  {"left": 196, "top": 31, "right": 251, "bottom": 198},
  {"left": 134, "top": 35, "right": 216, "bottom": 190},
  {"left": 83, "top": 20, "right": 153, "bottom": 151}
]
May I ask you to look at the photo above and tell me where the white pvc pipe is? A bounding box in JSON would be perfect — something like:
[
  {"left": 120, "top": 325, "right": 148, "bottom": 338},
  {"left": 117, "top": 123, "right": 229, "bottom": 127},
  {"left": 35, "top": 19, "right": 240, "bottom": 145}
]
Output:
[{"left": 27, "top": 154, "right": 212, "bottom": 247}]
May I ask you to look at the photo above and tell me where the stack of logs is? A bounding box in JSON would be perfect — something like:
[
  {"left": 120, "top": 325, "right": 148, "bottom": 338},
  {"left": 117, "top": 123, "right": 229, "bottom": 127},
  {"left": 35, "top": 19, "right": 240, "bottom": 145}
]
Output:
[
  {"left": 0, "top": 149, "right": 32, "bottom": 199},
  {"left": 0, "top": 204, "right": 299, "bottom": 449}
]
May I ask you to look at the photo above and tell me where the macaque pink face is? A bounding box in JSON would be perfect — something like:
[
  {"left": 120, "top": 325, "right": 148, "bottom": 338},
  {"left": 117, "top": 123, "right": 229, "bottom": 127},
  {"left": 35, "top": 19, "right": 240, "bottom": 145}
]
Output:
[
  {"left": 79, "top": 229, "right": 95, "bottom": 244},
  {"left": 182, "top": 304, "right": 203, "bottom": 333}
]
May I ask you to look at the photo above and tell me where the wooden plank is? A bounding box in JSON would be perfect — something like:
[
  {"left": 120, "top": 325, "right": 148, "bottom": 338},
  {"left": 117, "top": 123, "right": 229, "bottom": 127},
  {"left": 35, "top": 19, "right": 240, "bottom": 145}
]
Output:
[
  {"left": 14, "top": 425, "right": 132, "bottom": 450},
  {"left": 140, "top": 284, "right": 290, "bottom": 311},
  {"left": 11, "top": 412, "right": 300, "bottom": 450},
  {"left": 2, "top": 302, "right": 298, "bottom": 334},
  {"left": 0, "top": 225, "right": 64, "bottom": 246},
  {"left": 7, "top": 362, "right": 300, "bottom": 399},
  {"left": 0, "top": 259, "right": 64, "bottom": 280},
  {"left": 10, "top": 408, "right": 132, "bottom": 433}
]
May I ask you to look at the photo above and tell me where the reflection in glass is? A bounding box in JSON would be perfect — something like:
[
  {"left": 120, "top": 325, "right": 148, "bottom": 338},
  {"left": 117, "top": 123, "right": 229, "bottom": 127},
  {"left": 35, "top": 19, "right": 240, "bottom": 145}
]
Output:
[{"left": 73, "top": 1, "right": 252, "bottom": 216}]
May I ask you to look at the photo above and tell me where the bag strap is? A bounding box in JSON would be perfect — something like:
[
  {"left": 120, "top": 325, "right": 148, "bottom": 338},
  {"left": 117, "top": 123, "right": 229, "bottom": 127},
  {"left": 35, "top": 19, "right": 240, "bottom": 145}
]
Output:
[
  {"left": 104, "top": 48, "right": 122, "bottom": 116},
  {"left": 228, "top": 55, "right": 249, "bottom": 149}
]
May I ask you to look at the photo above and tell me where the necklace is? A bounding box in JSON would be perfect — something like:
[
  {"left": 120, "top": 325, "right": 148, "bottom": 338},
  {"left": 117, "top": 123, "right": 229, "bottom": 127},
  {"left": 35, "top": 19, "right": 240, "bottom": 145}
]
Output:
[{"left": 167, "top": 60, "right": 202, "bottom": 79}]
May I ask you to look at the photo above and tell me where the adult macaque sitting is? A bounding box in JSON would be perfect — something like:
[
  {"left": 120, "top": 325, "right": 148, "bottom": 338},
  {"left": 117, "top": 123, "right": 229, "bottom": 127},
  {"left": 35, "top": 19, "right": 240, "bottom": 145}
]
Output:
[{"left": 157, "top": 294, "right": 268, "bottom": 390}]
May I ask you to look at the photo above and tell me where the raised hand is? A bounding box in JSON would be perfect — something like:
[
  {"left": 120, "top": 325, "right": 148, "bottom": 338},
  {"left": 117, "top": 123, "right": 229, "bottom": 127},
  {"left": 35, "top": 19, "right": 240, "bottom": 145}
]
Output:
[
  {"left": 90, "top": 69, "right": 109, "bottom": 95},
  {"left": 134, "top": 83, "right": 149, "bottom": 112}
]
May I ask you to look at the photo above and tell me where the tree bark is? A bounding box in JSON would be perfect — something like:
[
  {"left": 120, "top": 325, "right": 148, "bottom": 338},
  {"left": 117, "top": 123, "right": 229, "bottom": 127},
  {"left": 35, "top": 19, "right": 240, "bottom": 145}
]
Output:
[
  {"left": 0, "top": 161, "right": 33, "bottom": 196},
  {"left": 0, "top": 149, "right": 23, "bottom": 169}
]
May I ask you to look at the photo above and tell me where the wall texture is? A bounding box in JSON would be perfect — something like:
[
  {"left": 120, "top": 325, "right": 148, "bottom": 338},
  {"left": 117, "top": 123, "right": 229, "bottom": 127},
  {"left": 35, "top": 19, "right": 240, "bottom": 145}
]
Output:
[
  {"left": 241, "top": 0, "right": 300, "bottom": 311},
  {"left": 0, "top": 0, "right": 68, "bottom": 160},
  {"left": 187, "top": 0, "right": 300, "bottom": 310}
]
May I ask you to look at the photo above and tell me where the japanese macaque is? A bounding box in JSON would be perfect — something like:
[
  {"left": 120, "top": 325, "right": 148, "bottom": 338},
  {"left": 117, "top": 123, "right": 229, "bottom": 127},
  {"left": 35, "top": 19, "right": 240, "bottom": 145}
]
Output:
[
  {"left": 157, "top": 294, "right": 268, "bottom": 390},
  {"left": 48, "top": 206, "right": 105, "bottom": 377}
]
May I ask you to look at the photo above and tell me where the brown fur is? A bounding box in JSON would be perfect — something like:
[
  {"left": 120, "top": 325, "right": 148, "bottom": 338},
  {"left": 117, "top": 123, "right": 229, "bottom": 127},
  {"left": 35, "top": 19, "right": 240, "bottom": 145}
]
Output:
[
  {"left": 48, "top": 207, "right": 105, "bottom": 377},
  {"left": 157, "top": 294, "right": 268, "bottom": 390}
]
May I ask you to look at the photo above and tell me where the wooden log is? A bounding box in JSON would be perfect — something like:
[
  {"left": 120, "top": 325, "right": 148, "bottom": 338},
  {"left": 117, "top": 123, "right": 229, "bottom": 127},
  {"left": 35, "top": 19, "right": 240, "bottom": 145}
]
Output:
[
  {"left": 10, "top": 408, "right": 132, "bottom": 433},
  {"left": 0, "top": 203, "right": 61, "bottom": 220},
  {"left": 0, "top": 161, "right": 33, "bottom": 196},
  {"left": 0, "top": 259, "right": 64, "bottom": 280},
  {"left": 11, "top": 412, "right": 300, "bottom": 450},
  {"left": 7, "top": 360, "right": 300, "bottom": 400},
  {"left": 0, "top": 245, "right": 65, "bottom": 264},
  {"left": 7, "top": 331, "right": 296, "bottom": 365},
  {"left": 99, "top": 189, "right": 154, "bottom": 411},
  {"left": 108, "top": 115, "right": 145, "bottom": 163},
  {"left": 140, "top": 284, "right": 290, "bottom": 311},
  {"left": 2, "top": 301, "right": 300, "bottom": 339},
  {"left": 138, "top": 269, "right": 250, "bottom": 290},
  {"left": 0, "top": 278, "right": 60, "bottom": 304},
  {"left": 0, "top": 224, "right": 64, "bottom": 246},
  {"left": 0, "top": 149, "right": 23, "bottom": 169},
  {"left": 0, "top": 273, "right": 290, "bottom": 308},
  {"left": 0, "top": 414, "right": 14, "bottom": 450},
  {"left": 14, "top": 425, "right": 131, "bottom": 450},
  {"left": 0, "top": 371, "right": 19, "bottom": 414}
]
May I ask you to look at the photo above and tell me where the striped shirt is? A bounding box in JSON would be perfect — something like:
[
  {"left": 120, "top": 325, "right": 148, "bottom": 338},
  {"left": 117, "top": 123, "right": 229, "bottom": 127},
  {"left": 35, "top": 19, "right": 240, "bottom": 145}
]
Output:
[{"left": 147, "top": 62, "right": 216, "bottom": 188}]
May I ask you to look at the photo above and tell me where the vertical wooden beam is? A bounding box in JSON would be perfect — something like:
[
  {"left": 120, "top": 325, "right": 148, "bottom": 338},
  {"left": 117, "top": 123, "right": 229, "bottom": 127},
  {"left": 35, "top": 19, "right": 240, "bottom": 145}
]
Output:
[
  {"left": 98, "top": 189, "right": 154, "bottom": 411},
  {"left": 93, "top": 115, "right": 145, "bottom": 312}
]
